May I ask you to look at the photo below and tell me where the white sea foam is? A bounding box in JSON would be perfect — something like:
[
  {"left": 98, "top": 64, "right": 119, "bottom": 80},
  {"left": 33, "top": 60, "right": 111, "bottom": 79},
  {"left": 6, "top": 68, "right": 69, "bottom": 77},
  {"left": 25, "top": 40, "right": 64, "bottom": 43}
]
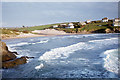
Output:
[
  {"left": 9, "top": 42, "right": 29, "bottom": 47},
  {"left": 39, "top": 42, "right": 88, "bottom": 60},
  {"left": 7, "top": 46, "right": 16, "bottom": 52},
  {"left": 30, "top": 40, "right": 48, "bottom": 44},
  {"left": 39, "top": 37, "right": 118, "bottom": 61},
  {"left": 89, "top": 38, "right": 117, "bottom": 43},
  {"left": 8, "top": 40, "right": 49, "bottom": 47},
  {"left": 35, "top": 63, "right": 44, "bottom": 70},
  {"left": 37, "top": 40, "right": 48, "bottom": 44},
  {"left": 30, "top": 39, "right": 34, "bottom": 41},
  {"left": 100, "top": 49, "right": 119, "bottom": 74}
]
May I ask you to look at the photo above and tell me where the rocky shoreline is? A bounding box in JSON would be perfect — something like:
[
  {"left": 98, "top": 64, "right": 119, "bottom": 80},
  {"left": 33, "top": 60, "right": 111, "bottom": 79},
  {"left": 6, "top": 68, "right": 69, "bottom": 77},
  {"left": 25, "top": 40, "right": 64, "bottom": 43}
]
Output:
[{"left": 0, "top": 41, "right": 33, "bottom": 68}]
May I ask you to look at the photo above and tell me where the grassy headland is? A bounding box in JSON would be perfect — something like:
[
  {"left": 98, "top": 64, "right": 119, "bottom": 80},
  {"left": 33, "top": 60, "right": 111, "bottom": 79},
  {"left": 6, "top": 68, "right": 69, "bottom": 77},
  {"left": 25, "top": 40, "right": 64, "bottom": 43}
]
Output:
[{"left": 1, "top": 19, "right": 120, "bottom": 39}]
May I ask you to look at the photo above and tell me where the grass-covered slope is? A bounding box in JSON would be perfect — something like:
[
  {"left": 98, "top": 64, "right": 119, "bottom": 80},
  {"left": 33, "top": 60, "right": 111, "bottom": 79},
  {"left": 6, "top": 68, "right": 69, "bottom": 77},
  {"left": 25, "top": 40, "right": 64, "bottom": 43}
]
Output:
[
  {"left": 1, "top": 20, "right": 120, "bottom": 36},
  {"left": 80, "top": 22, "right": 108, "bottom": 31},
  {"left": 55, "top": 21, "right": 120, "bottom": 33},
  {"left": 15, "top": 23, "right": 62, "bottom": 31}
]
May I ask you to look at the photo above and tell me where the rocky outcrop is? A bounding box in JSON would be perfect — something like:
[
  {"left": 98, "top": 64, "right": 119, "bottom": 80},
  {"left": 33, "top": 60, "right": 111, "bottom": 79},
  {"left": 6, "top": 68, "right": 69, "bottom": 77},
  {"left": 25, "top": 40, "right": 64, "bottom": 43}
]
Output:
[
  {"left": 0, "top": 41, "right": 33, "bottom": 68},
  {"left": 91, "top": 29, "right": 106, "bottom": 33},
  {"left": 113, "top": 28, "right": 120, "bottom": 33},
  {"left": 105, "top": 28, "right": 113, "bottom": 33}
]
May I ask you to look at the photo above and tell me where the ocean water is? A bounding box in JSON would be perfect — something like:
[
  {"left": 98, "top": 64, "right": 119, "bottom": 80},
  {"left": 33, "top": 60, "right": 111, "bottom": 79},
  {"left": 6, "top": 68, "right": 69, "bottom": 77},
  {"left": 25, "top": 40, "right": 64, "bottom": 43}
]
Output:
[{"left": 2, "top": 33, "right": 119, "bottom": 78}]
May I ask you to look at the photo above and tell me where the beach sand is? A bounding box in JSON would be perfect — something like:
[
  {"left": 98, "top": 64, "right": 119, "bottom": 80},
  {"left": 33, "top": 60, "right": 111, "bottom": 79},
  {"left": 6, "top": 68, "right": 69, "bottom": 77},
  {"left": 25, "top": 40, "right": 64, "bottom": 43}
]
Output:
[{"left": 1, "top": 29, "right": 91, "bottom": 40}]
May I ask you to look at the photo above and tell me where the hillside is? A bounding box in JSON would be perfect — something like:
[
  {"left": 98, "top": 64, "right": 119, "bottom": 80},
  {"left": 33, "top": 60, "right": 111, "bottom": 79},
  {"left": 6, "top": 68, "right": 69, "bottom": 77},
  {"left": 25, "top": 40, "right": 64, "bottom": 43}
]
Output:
[
  {"left": 53, "top": 21, "right": 120, "bottom": 33},
  {"left": 1, "top": 20, "right": 120, "bottom": 39}
]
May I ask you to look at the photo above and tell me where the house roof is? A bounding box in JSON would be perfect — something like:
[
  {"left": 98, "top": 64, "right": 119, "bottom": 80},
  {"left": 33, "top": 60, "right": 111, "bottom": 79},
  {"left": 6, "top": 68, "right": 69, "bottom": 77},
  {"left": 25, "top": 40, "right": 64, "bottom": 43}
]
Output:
[
  {"left": 102, "top": 17, "right": 108, "bottom": 20},
  {"left": 53, "top": 25, "right": 58, "bottom": 26},
  {"left": 60, "top": 24, "right": 67, "bottom": 25},
  {"left": 87, "top": 20, "right": 91, "bottom": 21},
  {"left": 114, "top": 18, "right": 120, "bottom": 20}
]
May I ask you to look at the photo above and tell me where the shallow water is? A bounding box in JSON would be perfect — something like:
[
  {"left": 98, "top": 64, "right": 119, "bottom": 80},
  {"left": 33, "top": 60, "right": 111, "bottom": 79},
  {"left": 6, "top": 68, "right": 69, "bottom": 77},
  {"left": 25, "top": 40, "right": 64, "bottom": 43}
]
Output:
[{"left": 2, "top": 33, "right": 119, "bottom": 78}]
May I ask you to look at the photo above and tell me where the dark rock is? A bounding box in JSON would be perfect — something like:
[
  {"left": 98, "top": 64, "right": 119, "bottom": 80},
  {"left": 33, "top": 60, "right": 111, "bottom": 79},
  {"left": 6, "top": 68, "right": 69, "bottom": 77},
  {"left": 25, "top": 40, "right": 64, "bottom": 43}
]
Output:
[
  {"left": 0, "top": 41, "right": 17, "bottom": 62},
  {"left": 2, "top": 56, "right": 27, "bottom": 68},
  {"left": 0, "top": 41, "right": 33, "bottom": 69}
]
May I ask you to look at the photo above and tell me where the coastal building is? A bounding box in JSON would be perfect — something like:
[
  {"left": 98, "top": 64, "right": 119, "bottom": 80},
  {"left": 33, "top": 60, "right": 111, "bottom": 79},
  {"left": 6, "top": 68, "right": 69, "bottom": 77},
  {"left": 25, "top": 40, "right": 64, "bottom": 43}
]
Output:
[
  {"left": 114, "top": 18, "right": 120, "bottom": 22},
  {"left": 79, "top": 22, "right": 86, "bottom": 26},
  {"left": 113, "top": 18, "right": 120, "bottom": 26},
  {"left": 102, "top": 17, "right": 108, "bottom": 22},
  {"left": 66, "top": 23, "right": 74, "bottom": 28},
  {"left": 53, "top": 25, "right": 58, "bottom": 28},
  {"left": 86, "top": 20, "right": 91, "bottom": 24},
  {"left": 60, "top": 24, "right": 67, "bottom": 28},
  {"left": 60, "top": 24, "right": 67, "bottom": 26}
]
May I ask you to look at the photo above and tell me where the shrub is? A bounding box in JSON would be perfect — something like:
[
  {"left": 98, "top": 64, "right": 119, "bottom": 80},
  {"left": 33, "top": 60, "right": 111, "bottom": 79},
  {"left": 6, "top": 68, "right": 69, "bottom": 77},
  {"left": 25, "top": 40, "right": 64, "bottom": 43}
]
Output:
[{"left": 22, "top": 31, "right": 29, "bottom": 33}]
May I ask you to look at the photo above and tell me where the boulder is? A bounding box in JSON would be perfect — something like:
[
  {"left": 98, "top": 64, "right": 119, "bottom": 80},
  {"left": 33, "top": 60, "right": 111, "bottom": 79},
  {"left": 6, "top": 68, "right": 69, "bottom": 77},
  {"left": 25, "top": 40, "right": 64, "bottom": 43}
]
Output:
[
  {"left": 0, "top": 41, "right": 34, "bottom": 68},
  {"left": 105, "top": 28, "right": 112, "bottom": 33},
  {"left": 2, "top": 56, "right": 27, "bottom": 68},
  {"left": 0, "top": 41, "right": 17, "bottom": 62}
]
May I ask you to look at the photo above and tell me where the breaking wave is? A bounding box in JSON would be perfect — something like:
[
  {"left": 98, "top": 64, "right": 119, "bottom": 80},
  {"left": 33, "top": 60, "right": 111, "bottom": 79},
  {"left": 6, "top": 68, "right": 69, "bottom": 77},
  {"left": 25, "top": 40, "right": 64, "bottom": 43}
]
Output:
[
  {"left": 8, "top": 40, "right": 49, "bottom": 47},
  {"left": 39, "top": 42, "right": 86, "bottom": 60},
  {"left": 100, "top": 49, "right": 119, "bottom": 74},
  {"left": 89, "top": 38, "right": 117, "bottom": 43},
  {"left": 39, "top": 37, "right": 118, "bottom": 61},
  {"left": 30, "top": 40, "right": 49, "bottom": 44},
  {"left": 8, "top": 42, "right": 28, "bottom": 47}
]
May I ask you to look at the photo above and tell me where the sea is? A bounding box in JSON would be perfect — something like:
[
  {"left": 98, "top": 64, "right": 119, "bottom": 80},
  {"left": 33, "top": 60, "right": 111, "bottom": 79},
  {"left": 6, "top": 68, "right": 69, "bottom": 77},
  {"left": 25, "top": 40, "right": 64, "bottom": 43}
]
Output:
[{"left": 1, "top": 33, "right": 120, "bottom": 78}]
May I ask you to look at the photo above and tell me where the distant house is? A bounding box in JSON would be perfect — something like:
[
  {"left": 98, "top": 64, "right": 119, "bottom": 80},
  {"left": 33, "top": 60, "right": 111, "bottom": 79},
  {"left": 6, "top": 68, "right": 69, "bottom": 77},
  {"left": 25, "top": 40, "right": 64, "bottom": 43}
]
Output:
[
  {"left": 86, "top": 20, "right": 91, "bottom": 24},
  {"left": 79, "top": 22, "right": 86, "bottom": 26},
  {"left": 102, "top": 17, "right": 108, "bottom": 22},
  {"left": 91, "top": 21, "right": 96, "bottom": 23},
  {"left": 66, "top": 23, "right": 74, "bottom": 28},
  {"left": 60, "top": 24, "right": 67, "bottom": 26},
  {"left": 60, "top": 24, "right": 67, "bottom": 28},
  {"left": 114, "top": 18, "right": 120, "bottom": 22},
  {"left": 53, "top": 25, "right": 58, "bottom": 28},
  {"left": 113, "top": 18, "right": 120, "bottom": 26}
]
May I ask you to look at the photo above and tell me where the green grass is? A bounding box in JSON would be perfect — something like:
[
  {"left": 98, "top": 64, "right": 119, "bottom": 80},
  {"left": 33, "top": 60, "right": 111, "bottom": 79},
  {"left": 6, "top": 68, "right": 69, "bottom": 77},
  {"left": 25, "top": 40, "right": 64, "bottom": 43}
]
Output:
[
  {"left": 1, "top": 21, "right": 119, "bottom": 34},
  {"left": 80, "top": 25, "right": 108, "bottom": 32},
  {"left": 14, "top": 23, "right": 62, "bottom": 31},
  {"left": 80, "top": 22, "right": 113, "bottom": 32}
]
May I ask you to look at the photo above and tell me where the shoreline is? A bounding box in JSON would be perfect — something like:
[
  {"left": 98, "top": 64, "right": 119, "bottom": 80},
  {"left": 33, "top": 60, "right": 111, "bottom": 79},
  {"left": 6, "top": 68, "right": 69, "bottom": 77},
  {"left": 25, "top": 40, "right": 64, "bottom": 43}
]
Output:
[
  {"left": 2, "top": 32, "right": 91, "bottom": 40},
  {"left": 2, "top": 32, "right": 119, "bottom": 40}
]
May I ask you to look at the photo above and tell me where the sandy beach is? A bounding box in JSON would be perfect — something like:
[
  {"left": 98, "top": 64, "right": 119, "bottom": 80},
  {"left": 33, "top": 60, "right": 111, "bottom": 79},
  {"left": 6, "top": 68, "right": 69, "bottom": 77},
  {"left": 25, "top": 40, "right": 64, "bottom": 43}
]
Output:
[
  {"left": 1, "top": 29, "right": 92, "bottom": 40},
  {"left": 1, "top": 29, "right": 68, "bottom": 40}
]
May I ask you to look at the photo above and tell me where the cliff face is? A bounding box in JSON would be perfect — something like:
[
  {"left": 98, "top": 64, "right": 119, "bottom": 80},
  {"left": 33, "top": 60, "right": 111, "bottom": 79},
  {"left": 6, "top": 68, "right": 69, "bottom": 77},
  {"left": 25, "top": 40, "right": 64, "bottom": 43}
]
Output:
[{"left": 0, "top": 41, "right": 27, "bottom": 68}]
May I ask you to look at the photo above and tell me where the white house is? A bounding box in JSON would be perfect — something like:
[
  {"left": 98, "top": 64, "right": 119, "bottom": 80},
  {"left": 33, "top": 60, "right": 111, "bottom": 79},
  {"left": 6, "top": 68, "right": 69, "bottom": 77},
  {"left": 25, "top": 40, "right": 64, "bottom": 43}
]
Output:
[
  {"left": 53, "top": 25, "right": 58, "bottom": 28},
  {"left": 86, "top": 20, "right": 91, "bottom": 24},
  {"left": 66, "top": 23, "right": 74, "bottom": 28},
  {"left": 79, "top": 22, "right": 86, "bottom": 26},
  {"left": 114, "top": 18, "right": 120, "bottom": 22},
  {"left": 113, "top": 18, "right": 120, "bottom": 26},
  {"left": 102, "top": 17, "right": 108, "bottom": 22},
  {"left": 60, "top": 24, "right": 67, "bottom": 26}
]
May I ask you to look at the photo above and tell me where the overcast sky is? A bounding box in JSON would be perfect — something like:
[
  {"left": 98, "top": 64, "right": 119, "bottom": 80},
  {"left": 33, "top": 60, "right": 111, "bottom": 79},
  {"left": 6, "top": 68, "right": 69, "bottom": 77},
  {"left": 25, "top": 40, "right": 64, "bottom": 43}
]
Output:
[
  {"left": 1, "top": 0, "right": 120, "bottom": 2},
  {"left": 2, "top": 2, "right": 118, "bottom": 27}
]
